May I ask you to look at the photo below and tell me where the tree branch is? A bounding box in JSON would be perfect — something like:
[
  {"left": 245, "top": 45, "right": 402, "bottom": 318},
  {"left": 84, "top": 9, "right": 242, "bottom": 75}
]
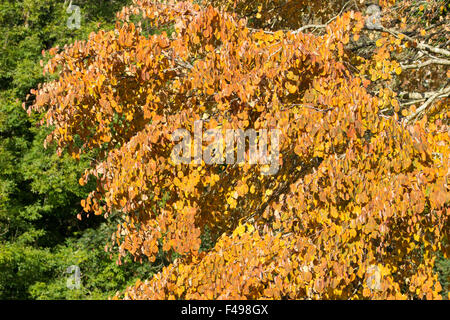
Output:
[
  {"left": 401, "top": 58, "right": 450, "bottom": 70},
  {"left": 379, "top": 27, "right": 450, "bottom": 58},
  {"left": 406, "top": 86, "right": 450, "bottom": 122}
]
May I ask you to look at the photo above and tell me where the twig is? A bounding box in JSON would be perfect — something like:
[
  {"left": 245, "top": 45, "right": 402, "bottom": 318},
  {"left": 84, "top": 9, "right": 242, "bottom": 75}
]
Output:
[
  {"left": 401, "top": 58, "right": 450, "bottom": 70},
  {"left": 378, "top": 27, "right": 450, "bottom": 58},
  {"left": 406, "top": 86, "right": 450, "bottom": 122}
]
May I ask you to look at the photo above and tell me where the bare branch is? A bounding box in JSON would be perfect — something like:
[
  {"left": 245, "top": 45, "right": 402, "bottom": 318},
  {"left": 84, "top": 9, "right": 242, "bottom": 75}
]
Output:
[
  {"left": 292, "top": 24, "right": 326, "bottom": 34},
  {"left": 401, "top": 58, "right": 450, "bottom": 70},
  {"left": 406, "top": 86, "right": 450, "bottom": 122}
]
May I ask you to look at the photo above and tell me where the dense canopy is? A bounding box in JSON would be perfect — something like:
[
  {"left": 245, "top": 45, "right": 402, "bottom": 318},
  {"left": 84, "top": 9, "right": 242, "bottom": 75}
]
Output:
[{"left": 28, "top": 0, "right": 449, "bottom": 299}]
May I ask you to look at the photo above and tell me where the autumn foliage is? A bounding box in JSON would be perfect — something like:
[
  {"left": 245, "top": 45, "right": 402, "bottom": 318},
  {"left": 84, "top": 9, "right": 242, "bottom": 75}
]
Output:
[{"left": 27, "top": 0, "right": 449, "bottom": 299}]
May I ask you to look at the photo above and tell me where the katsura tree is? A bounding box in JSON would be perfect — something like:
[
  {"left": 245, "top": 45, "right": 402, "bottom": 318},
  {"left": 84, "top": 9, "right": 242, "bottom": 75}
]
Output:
[
  {"left": 211, "top": 0, "right": 450, "bottom": 122},
  {"left": 27, "top": 0, "right": 448, "bottom": 299}
]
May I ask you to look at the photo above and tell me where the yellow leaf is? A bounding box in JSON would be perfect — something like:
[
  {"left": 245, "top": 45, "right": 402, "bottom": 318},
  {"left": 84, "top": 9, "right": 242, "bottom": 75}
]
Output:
[
  {"left": 363, "top": 287, "right": 371, "bottom": 297},
  {"left": 235, "top": 224, "right": 246, "bottom": 236},
  {"left": 176, "top": 286, "right": 184, "bottom": 296},
  {"left": 193, "top": 35, "right": 200, "bottom": 45},
  {"left": 285, "top": 82, "right": 297, "bottom": 94}
]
